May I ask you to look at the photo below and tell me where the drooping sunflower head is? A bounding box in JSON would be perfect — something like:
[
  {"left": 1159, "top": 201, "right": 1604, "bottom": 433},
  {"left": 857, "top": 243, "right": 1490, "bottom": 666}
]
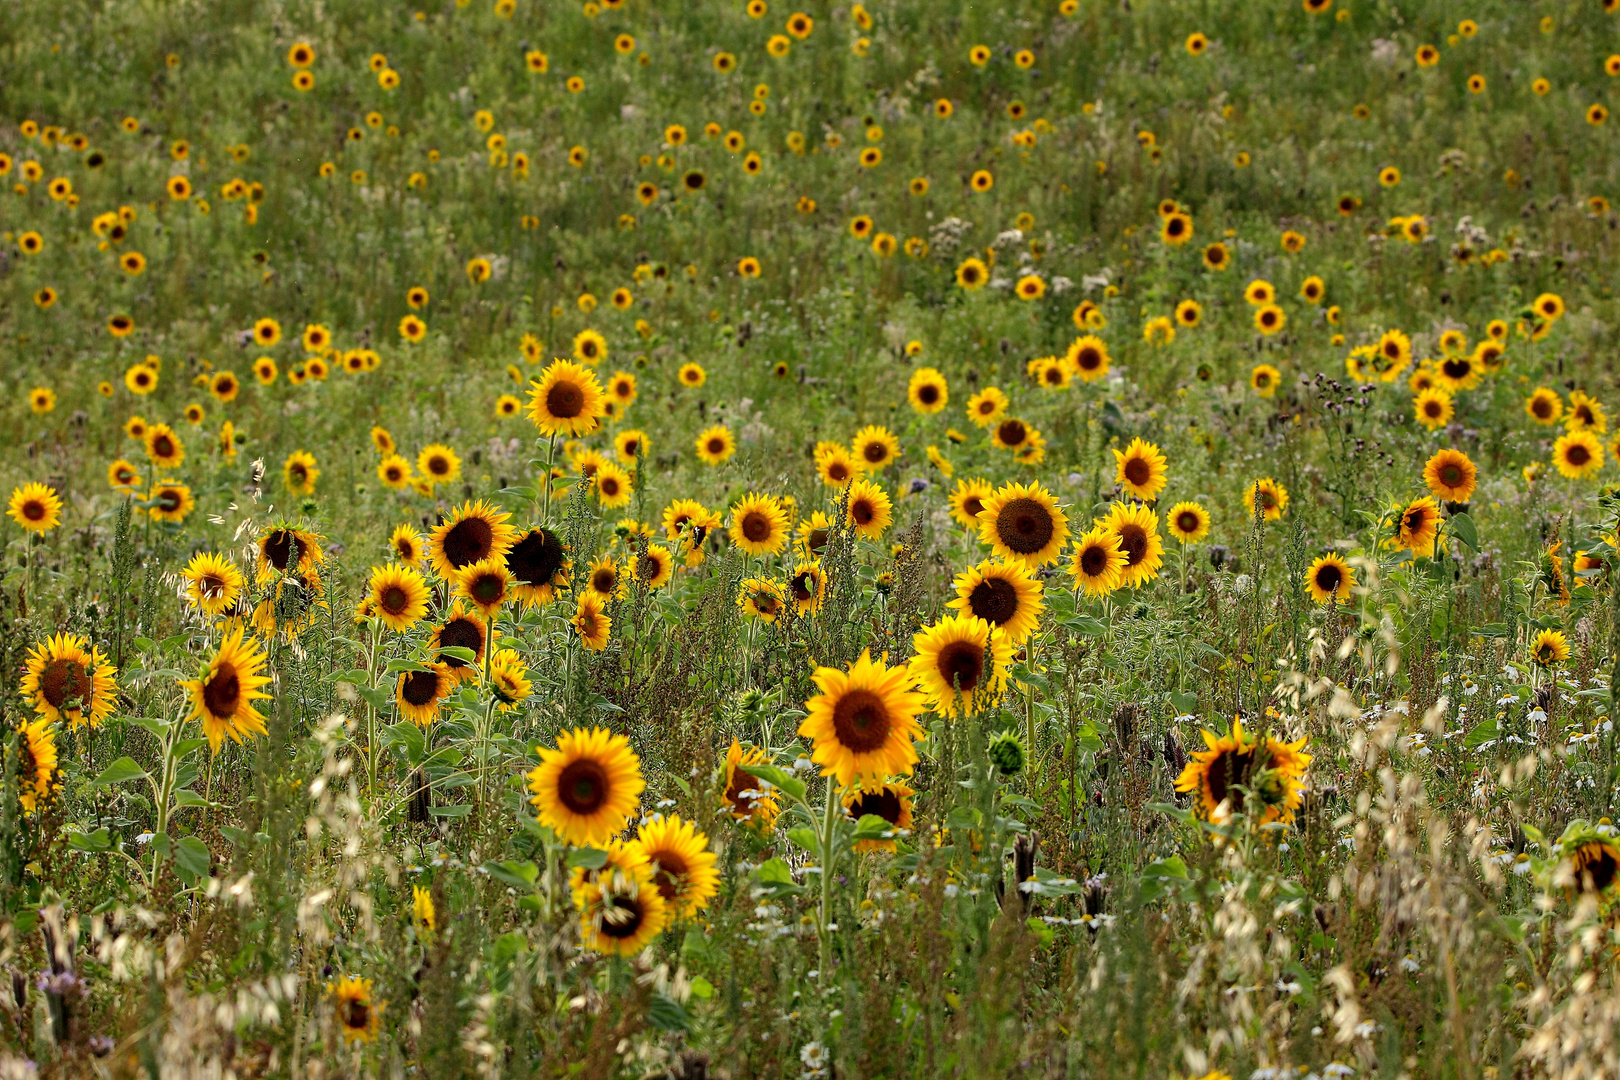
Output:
[
  {"left": 976, "top": 481, "right": 1069, "bottom": 568},
  {"left": 800, "top": 651, "right": 928, "bottom": 787},
  {"left": 429, "top": 500, "right": 517, "bottom": 578},
  {"left": 489, "top": 648, "right": 532, "bottom": 711},
  {"left": 948, "top": 560, "right": 1044, "bottom": 646},
  {"left": 908, "top": 614, "right": 1012, "bottom": 719},
  {"left": 527, "top": 727, "right": 645, "bottom": 846}
]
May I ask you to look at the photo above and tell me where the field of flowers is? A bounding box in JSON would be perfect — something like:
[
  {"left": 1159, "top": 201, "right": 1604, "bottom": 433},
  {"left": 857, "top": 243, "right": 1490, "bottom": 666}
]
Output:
[{"left": 4, "top": 0, "right": 1620, "bottom": 1075}]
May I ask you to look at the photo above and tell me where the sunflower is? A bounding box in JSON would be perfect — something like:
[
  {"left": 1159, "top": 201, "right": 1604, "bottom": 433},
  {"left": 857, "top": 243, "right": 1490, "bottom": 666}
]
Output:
[
  {"left": 429, "top": 500, "right": 517, "bottom": 578},
  {"left": 1201, "top": 241, "right": 1231, "bottom": 270},
  {"left": 796, "top": 511, "right": 834, "bottom": 557},
  {"left": 8, "top": 482, "right": 63, "bottom": 534},
  {"left": 843, "top": 782, "right": 915, "bottom": 854},
  {"left": 183, "top": 552, "right": 245, "bottom": 617},
  {"left": 1434, "top": 353, "right": 1480, "bottom": 392},
  {"left": 573, "top": 592, "right": 613, "bottom": 650},
  {"left": 1553, "top": 430, "right": 1604, "bottom": 480},
  {"left": 528, "top": 727, "right": 644, "bottom": 846},
  {"left": 738, "top": 577, "right": 786, "bottom": 622},
  {"left": 844, "top": 478, "right": 893, "bottom": 539},
  {"left": 977, "top": 481, "right": 1069, "bottom": 568},
  {"left": 1393, "top": 496, "right": 1441, "bottom": 557},
  {"left": 1570, "top": 838, "right": 1620, "bottom": 895},
  {"left": 576, "top": 861, "right": 669, "bottom": 956},
  {"left": 955, "top": 257, "right": 989, "bottom": 290},
  {"left": 1160, "top": 211, "right": 1193, "bottom": 245},
  {"left": 1414, "top": 388, "right": 1454, "bottom": 431},
  {"left": 1530, "top": 628, "right": 1569, "bottom": 668},
  {"left": 593, "top": 463, "right": 633, "bottom": 509},
  {"left": 255, "top": 526, "right": 323, "bottom": 582},
  {"left": 148, "top": 481, "right": 194, "bottom": 523},
  {"left": 282, "top": 450, "right": 319, "bottom": 495},
  {"left": 331, "top": 977, "right": 381, "bottom": 1044},
  {"left": 678, "top": 362, "right": 706, "bottom": 388},
  {"left": 390, "top": 525, "right": 424, "bottom": 567},
  {"left": 1249, "top": 364, "right": 1281, "bottom": 397},
  {"left": 108, "top": 459, "right": 142, "bottom": 493},
  {"left": 1099, "top": 500, "right": 1164, "bottom": 589},
  {"left": 851, "top": 425, "right": 901, "bottom": 470},
  {"left": 613, "top": 429, "right": 649, "bottom": 465},
  {"left": 630, "top": 544, "right": 675, "bottom": 589},
  {"left": 584, "top": 555, "right": 623, "bottom": 599},
  {"left": 948, "top": 478, "right": 994, "bottom": 529},
  {"left": 965, "top": 386, "right": 1010, "bottom": 427},
  {"left": 800, "top": 651, "right": 927, "bottom": 786},
  {"left": 572, "top": 328, "right": 608, "bottom": 366},
  {"left": 695, "top": 425, "right": 736, "bottom": 465},
  {"left": 1423, "top": 449, "right": 1477, "bottom": 502},
  {"left": 253, "top": 357, "right": 278, "bottom": 384},
  {"left": 368, "top": 563, "right": 429, "bottom": 631},
  {"left": 1173, "top": 720, "right": 1311, "bottom": 824},
  {"left": 788, "top": 561, "right": 826, "bottom": 614},
  {"left": 628, "top": 814, "right": 719, "bottom": 917},
  {"left": 1068, "top": 527, "right": 1128, "bottom": 597},
  {"left": 395, "top": 663, "right": 453, "bottom": 727},
  {"left": 907, "top": 368, "right": 948, "bottom": 413},
  {"left": 909, "top": 615, "right": 1012, "bottom": 719},
  {"left": 948, "top": 560, "right": 1044, "bottom": 646},
  {"left": 14, "top": 717, "right": 59, "bottom": 816},
  {"left": 378, "top": 454, "right": 413, "bottom": 489},
  {"left": 1166, "top": 501, "right": 1211, "bottom": 544},
  {"left": 1567, "top": 391, "right": 1607, "bottom": 434},
  {"left": 415, "top": 444, "right": 461, "bottom": 488},
  {"left": 816, "top": 446, "right": 860, "bottom": 487},
  {"left": 528, "top": 360, "right": 607, "bottom": 437},
  {"left": 1113, "top": 438, "right": 1168, "bottom": 502},
  {"left": 21, "top": 633, "right": 118, "bottom": 729},
  {"left": 488, "top": 648, "right": 531, "bottom": 711},
  {"left": 144, "top": 423, "right": 184, "bottom": 469},
  {"left": 991, "top": 417, "right": 1035, "bottom": 452},
  {"left": 1306, "top": 554, "right": 1354, "bottom": 603},
  {"left": 182, "top": 628, "right": 273, "bottom": 753},
  {"left": 1242, "top": 478, "right": 1289, "bottom": 523},
  {"left": 721, "top": 740, "right": 782, "bottom": 828},
  {"left": 430, "top": 602, "right": 487, "bottom": 680},
  {"left": 727, "top": 493, "right": 789, "bottom": 556}
]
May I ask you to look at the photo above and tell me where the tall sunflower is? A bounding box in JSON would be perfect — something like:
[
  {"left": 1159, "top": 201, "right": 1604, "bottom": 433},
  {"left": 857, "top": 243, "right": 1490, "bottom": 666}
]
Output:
[
  {"left": 21, "top": 633, "right": 118, "bottom": 729},
  {"left": 528, "top": 360, "right": 606, "bottom": 436},
  {"left": 843, "top": 782, "right": 915, "bottom": 854},
  {"left": 14, "top": 717, "right": 59, "bottom": 815},
  {"left": 1173, "top": 720, "right": 1311, "bottom": 825},
  {"left": 506, "top": 527, "right": 570, "bottom": 607},
  {"left": 527, "top": 727, "right": 645, "bottom": 846},
  {"left": 8, "top": 482, "right": 63, "bottom": 533},
  {"left": 456, "top": 556, "right": 513, "bottom": 617},
  {"left": 367, "top": 563, "right": 429, "bottom": 631},
  {"left": 1068, "top": 527, "right": 1127, "bottom": 597},
  {"left": 1423, "top": 448, "right": 1477, "bottom": 503},
  {"left": 144, "top": 423, "right": 184, "bottom": 469},
  {"left": 1113, "top": 438, "right": 1168, "bottom": 502},
  {"left": 1099, "top": 500, "right": 1164, "bottom": 589},
  {"left": 844, "top": 478, "right": 893, "bottom": 539},
  {"left": 1165, "top": 501, "right": 1211, "bottom": 544},
  {"left": 966, "top": 387, "right": 1009, "bottom": 427},
  {"left": 395, "top": 663, "right": 453, "bottom": 726},
  {"left": 976, "top": 481, "right": 1069, "bottom": 568},
  {"left": 909, "top": 615, "right": 1012, "bottom": 718},
  {"left": 182, "top": 628, "right": 273, "bottom": 753},
  {"left": 1306, "top": 554, "right": 1354, "bottom": 603},
  {"left": 799, "top": 651, "right": 927, "bottom": 788},
  {"left": 429, "top": 500, "right": 517, "bottom": 578},
  {"left": 948, "top": 560, "right": 1044, "bottom": 646},
  {"left": 631, "top": 814, "right": 719, "bottom": 917},
  {"left": 729, "top": 494, "right": 790, "bottom": 555},
  {"left": 182, "top": 552, "right": 246, "bottom": 617}
]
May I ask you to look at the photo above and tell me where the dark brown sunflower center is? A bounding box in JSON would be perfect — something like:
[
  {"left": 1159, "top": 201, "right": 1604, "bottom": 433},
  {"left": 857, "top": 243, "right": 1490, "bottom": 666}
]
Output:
[
  {"left": 199, "top": 573, "right": 229, "bottom": 598},
  {"left": 995, "top": 498, "right": 1054, "bottom": 554},
  {"left": 385, "top": 464, "right": 404, "bottom": 481},
  {"left": 1424, "top": 401, "right": 1443, "bottom": 418},
  {"left": 741, "top": 511, "right": 773, "bottom": 542},
  {"left": 1568, "top": 444, "right": 1592, "bottom": 467},
  {"left": 1314, "top": 564, "right": 1342, "bottom": 593},
  {"left": 791, "top": 572, "right": 816, "bottom": 601},
  {"left": 1582, "top": 847, "right": 1619, "bottom": 892},
  {"left": 41, "top": 658, "right": 92, "bottom": 709},
  {"left": 427, "top": 455, "right": 449, "bottom": 475},
  {"left": 1167, "top": 218, "right": 1186, "bottom": 236},
  {"left": 706, "top": 438, "right": 725, "bottom": 454},
  {"left": 345, "top": 1000, "right": 370, "bottom": 1030},
  {"left": 401, "top": 669, "right": 441, "bottom": 707},
  {"left": 1439, "top": 464, "right": 1464, "bottom": 487},
  {"left": 996, "top": 420, "right": 1027, "bottom": 445},
  {"left": 962, "top": 267, "right": 981, "bottom": 283},
  {"left": 290, "top": 463, "right": 307, "bottom": 481},
  {"left": 442, "top": 517, "right": 494, "bottom": 568},
  {"left": 203, "top": 662, "right": 242, "bottom": 718},
  {"left": 1205, "top": 747, "right": 1256, "bottom": 808},
  {"left": 592, "top": 568, "right": 617, "bottom": 593},
  {"left": 751, "top": 591, "right": 778, "bottom": 614},
  {"left": 437, "top": 618, "right": 483, "bottom": 667},
  {"left": 1382, "top": 342, "right": 1401, "bottom": 360},
  {"left": 21, "top": 500, "right": 45, "bottom": 521},
  {"left": 961, "top": 497, "right": 985, "bottom": 521},
  {"left": 1080, "top": 543, "right": 1110, "bottom": 577},
  {"left": 264, "top": 530, "right": 303, "bottom": 571},
  {"left": 830, "top": 689, "right": 894, "bottom": 752},
  {"left": 1115, "top": 523, "right": 1147, "bottom": 567},
  {"left": 156, "top": 489, "right": 181, "bottom": 512},
  {"left": 862, "top": 441, "right": 887, "bottom": 463},
  {"left": 470, "top": 573, "right": 503, "bottom": 603},
  {"left": 153, "top": 435, "right": 175, "bottom": 457},
  {"left": 1403, "top": 509, "right": 1428, "bottom": 532},
  {"left": 934, "top": 641, "right": 983, "bottom": 693},
  {"left": 967, "top": 578, "right": 1018, "bottom": 625},
  {"left": 380, "top": 586, "right": 409, "bottom": 614},
  {"left": 1260, "top": 311, "right": 1278, "bottom": 326},
  {"left": 598, "top": 895, "right": 645, "bottom": 938},
  {"left": 917, "top": 384, "right": 940, "bottom": 404},
  {"left": 1175, "top": 511, "right": 1201, "bottom": 534},
  {"left": 651, "top": 854, "right": 690, "bottom": 900},
  {"left": 850, "top": 499, "right": 876, "bottom": 526},
  {"left": 848, "top": 788, "right": 903, "bottom": 825},
  {"left": 1124, "top": 457, "right": 1152, "bottom": 487},
  {"left": 1441, "top": 358, "right": 1471, "bottom": 380},
  {"left": 507, "top": 529, "right": 565, "bottom": 587},
  {"left": 807, "top": 527, "right": 829, "bottom": 553},
  {"left": 558, "top": 760, "right": 608, "bottom": 814},
  {"left": 827, "top": 460, "right": 851, "bottom": 482},
  {"left": 637, "top": 553, "right": 662, "bottom": 581}
]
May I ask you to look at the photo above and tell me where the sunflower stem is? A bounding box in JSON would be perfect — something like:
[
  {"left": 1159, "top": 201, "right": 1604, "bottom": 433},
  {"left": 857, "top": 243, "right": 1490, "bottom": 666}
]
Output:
[
  {"left": 816, "top": 776, "right": 841, "bottom": 985},
  {"left": 541, "top": 435, "right": 559, "bottom": 523}
]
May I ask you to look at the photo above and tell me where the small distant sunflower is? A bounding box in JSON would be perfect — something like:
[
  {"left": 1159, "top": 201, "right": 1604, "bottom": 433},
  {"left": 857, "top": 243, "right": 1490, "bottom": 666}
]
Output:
[
  {"left": 1567, "top": 391, "right": 1607, "bottom": 434},
  {"left": 1066, "top": 336, "right": 1111, "bottom": 381},
  {"left": 844, "top": 478, "right": 893, "bottom": 539},
  {"left": 417, "top": 443, "right": 461, "bottom": 487},
  {"left": 1554, "top": 430, "right": 1604, "bottom": 479},
  {"left": 1250, "top": 364, "right": 1281, "bottom": 398},
  {"left": 1414, "top": 388, "right": 1454, "bottom": 431},
  {"left": 144, "top": 423, "right": 184, "bottom": 468},
  {"left": 331, "top": 978, "right": 380, "bottom": 1044},
  {"left": 528, "top": 360, "right": 607, "bottom": 437},
  {"left": 955, "top": 257, "right": 989, "bottom": 290},
  {"left": 907, "top": 368, "right": 948, "bottom": 413},
  {"left": 283, "top": 450, "right": 319, "bottom": 495},
  {"left": 1242, "top": 478, "right": 1289, "bottom": 522},
  {"left": 948, "top": 478, "right": 994, "bottom": 529},
  {"left": 1166, "top": 501, "right": 1211, "bottom": 544},
  {"left": 966, "top": 386, "right": 1010, "bottom": 426},
  {"left": 852, "top": 425, "right": 901, "bottom": 470},
  {"left": 1530, "top": 628, "right": 1570, "bottom": 668}
]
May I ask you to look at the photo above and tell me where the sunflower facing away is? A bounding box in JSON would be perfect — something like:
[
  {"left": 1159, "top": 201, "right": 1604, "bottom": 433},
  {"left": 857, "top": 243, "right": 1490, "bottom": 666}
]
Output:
[
  {"left": 182, "top": 628, "right": 273, "bottom": 753},
  {"left": 1306, "top": 554, "right": 1354, "bottom": 603},
  {"left": 429, "top": 500, "right": 517, "bottom": 578},
  {"left": 21, "top": 633, "right": 118, "bottom": 729},
  {"left": 976, "top": 481, "right": 1069, "bottom": 568},
  {"left": 528, "top": 359, "right": 607, "bottom": 437},
  {"left": 729, "top": 493, "right": 790, "bottom": 555},
  {"left": 722, "top": 739, "right": 782, "bottom": 829},
  {"left": 844, "top": 782, "right": 915, "bottom": 853},
  {"left": 1113, "top": 438, "right": 1169, "bottom": 502},
  {"left": 14, "top": 717, "right": 60, "bottom": 815},
  {"left": 368, "top": 563, "right": 429, "bottom": 631},
  {"left": 1099, "top": 500, "right": 1164, "bottom": 589},
  {"left": 1173, "top": 720, "right": 1311, "bottom": 825},
  {"left": 948, "top": 559, "right": 1044, "bottom": 646},
  {"left": 630, "top": 814, "right": 719, "bottom": 918},
  {"left": 909, "top": 614, "right": 1013, "bottom": 718},
  {"left": 527, "top": 727, "right": 645, "bottom": 846},
  {"left": 799, "top": 651, "right": 927, "bottom": 788}
]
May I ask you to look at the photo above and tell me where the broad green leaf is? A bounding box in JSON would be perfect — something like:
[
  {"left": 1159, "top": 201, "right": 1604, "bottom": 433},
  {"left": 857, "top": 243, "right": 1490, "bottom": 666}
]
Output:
[
  {"left": 429, "top": 804, "right": 472, "bottom": 818},
  {"left": 485, "top": 860, "right": 541, "bottom": 889},
  {"left": 67, "top": 827, "right": 111, "bottom": 853},
  {"left": 174, "top": 836, "right": 212, "bottom": 878},
  {"left": 647, "top": 992, "right": 691, "bottom": 1032},
  {"left": 565, "top": 847, "right": 608, "bottom": 871},
  {"left": 851, "top": 814, "right": 895, "bottom": 843},
  {"left": 93, "top": 757, "right": 148, "bottom": 787},
  {"left": 738, "top": 762, "right": 807, "bottom": 803},
  {"left": 1447, "top": 513, "right": 1478, "bottom": 550},
  {"left": 1463, "top": 717, "right": 1498, "bottom": 748}
]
